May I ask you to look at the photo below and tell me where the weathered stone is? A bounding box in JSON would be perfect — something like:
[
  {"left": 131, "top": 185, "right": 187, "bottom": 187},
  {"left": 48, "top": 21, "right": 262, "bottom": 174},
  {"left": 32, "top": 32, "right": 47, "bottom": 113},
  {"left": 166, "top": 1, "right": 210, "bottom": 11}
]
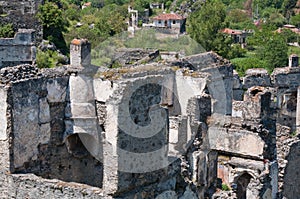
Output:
[
  {"left": 39, "top": 123, "right": 51, "bottom": 144},
  {"left": 70, "top": 103, "right": 96, "bottom": 118},
  {"left": 2, "top": 41, "right": 300, "bottom": 199},
  {"left": 46, "top": 78, "right": 67, "bottom": 103},
  {"left": 69, "top": 75, "right": 94, "bottom": 103},
  {"left": 243, "top": 68, "right": 271, "bottom": 89},
  {"left": 179, "top": 187, "right": 198, "bottom": 199},
  {"left": 0, "top": 87, "right": 7, "bottom": 140},
  {"left": 208, "top": 127, "right": 265, "bottom": 158},
  {"left": 297, "top": 86, "right": 300, "bottom": 133},
  {"left": 155, "top": 190, "right": 177, "bottom": 199},
  {"left": 38, "top": 98, "right": 50, "bottom": 123},
  {"left": 93, "top": 79, "right": 114, "bottom": 102},
  {"left": 0, "top": 29, "right": 36, "bottom": 68}
]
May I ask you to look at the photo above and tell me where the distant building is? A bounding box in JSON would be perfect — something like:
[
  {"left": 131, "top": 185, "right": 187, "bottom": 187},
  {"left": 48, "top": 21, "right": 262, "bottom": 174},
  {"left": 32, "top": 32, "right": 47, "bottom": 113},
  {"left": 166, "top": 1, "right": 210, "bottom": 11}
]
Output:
[
  {"left": 221, "top": 28, "right": 253, "bottom": 48},
  {"left": 151, "top": 13, "right": 186, "bottom": 33},
  {"left": 276, "top": 24, "right": 300, "bottom": 34},
  {"left": 82, "top": 2, "right": 91, "bottom": 9},
  {"left": 289, "top": 54, "right": 299, "bottom": 67},
  {"left": 127, "top": 6, "right": 139, "bottom": 35},
  {"left": 150, "top": 2, "right": 164, "bottom": 10}
]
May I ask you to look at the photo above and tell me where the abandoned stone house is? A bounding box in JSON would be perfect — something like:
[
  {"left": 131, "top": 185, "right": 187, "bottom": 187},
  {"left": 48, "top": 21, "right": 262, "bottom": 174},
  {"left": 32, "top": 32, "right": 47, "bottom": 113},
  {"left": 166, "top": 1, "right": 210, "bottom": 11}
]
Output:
[{"left": 0, "top": 29, "right": 300, "bottom": 199}]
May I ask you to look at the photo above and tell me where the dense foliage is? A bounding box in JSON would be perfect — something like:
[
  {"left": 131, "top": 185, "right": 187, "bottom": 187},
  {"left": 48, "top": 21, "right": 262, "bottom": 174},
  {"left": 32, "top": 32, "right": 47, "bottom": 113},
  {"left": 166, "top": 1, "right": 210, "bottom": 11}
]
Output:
[
  {"left": 37, "top": 0, "right": 300, "bottom": 73},
  {"left": 38, "top": 0, "right": 69, "bottom": 53}
]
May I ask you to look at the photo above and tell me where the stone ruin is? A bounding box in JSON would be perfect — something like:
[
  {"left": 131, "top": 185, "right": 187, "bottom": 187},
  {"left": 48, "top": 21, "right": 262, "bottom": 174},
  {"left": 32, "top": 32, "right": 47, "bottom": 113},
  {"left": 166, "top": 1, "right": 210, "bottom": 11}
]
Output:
[
  {"left": 0, "top": 0, "right": 42, "bottom": 41},
  {"left": 0, "top": 38, "right": 299, "bottom": 199},
  {"left": 0, "top": 29, "right": 36, "bottom": 69}
]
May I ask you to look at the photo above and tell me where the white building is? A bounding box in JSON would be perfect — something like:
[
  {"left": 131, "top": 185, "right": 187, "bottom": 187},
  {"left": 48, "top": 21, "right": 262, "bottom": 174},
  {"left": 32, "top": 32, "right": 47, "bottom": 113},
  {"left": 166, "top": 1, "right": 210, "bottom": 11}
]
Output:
[{"left": 152, "top": 13, "right": 185, "bottom": 33}]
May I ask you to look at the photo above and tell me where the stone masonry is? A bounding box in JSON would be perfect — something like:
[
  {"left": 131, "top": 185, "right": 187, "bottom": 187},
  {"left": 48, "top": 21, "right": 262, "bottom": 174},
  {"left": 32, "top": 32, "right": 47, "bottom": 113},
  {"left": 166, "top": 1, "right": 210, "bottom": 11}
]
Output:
[
  {"left": 0, "top": 0, "right": 42, "bottom": 41},
  {"left": 0, "top": 38, "right": 299, "bottom": 199},
  {"left": 0, "top": 29, "right": 36, "bottom": 68}
]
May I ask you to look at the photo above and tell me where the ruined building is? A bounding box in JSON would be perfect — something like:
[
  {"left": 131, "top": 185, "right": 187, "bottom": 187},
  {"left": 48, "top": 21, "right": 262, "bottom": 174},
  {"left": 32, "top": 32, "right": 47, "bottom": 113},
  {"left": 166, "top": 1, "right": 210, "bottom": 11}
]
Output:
[
  {"left": 0, "top": 29, "right": 36, "bottom": 68},
  {"left": 0, "top": 33, "right": 300, "bottom": 199},
  {"left": 0, "top": 0, "right": 42, "bottom": 40}
]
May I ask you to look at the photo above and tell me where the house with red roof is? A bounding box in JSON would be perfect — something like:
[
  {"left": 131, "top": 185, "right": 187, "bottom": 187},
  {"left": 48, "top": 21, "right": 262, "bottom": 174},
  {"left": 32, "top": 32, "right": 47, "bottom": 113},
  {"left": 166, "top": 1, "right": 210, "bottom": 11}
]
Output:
[
  {"left": 152, "top": 13, "right": 186, "bottom": 33},
  {"left": 221, "top": 28, "right": 253, "bottom": 48}
]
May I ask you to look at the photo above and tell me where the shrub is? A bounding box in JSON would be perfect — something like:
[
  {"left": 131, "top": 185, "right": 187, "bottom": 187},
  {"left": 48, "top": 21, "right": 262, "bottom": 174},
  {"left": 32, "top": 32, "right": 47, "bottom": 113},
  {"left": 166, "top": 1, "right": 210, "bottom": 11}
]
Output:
[
  {"left": 36, "top": 50, "right": 53, "bottom": 68},
  {"left": 0, "top": 23, "right": 14, "bottom": 38},
  {"left": 36, "top": 50, "right": 66, "bottom": 68},
  {"left": 231, "top": 57, "right": 269, "bottom": 76},
  {"left": 222, "top": 183, "right": 231, "bottom": 191}
]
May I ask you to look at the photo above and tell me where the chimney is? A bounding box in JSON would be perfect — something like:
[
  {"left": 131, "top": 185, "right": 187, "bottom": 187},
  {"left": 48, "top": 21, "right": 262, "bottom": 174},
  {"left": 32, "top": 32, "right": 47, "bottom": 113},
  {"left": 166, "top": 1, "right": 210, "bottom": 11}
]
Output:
[
  {"left": 289, "top": 54, "right": 299, "bottom": 67},
  {"left": 70, "top": 39, "right": 91, "bottom": 67}
]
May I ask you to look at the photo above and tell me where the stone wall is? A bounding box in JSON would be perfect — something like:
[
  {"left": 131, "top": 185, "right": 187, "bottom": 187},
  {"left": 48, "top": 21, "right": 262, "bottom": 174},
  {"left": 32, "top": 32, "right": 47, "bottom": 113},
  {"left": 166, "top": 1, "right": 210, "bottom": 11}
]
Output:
[
  {"left": 0, "top": 29, "right": 36, "bottom": 68},
  {"left": 0, "top": 48, "right": 235, "bottom": 198},
  {"left": 2, "top": 41, "right": 300, "bottom": 199},
  {"left": 0, "top": 0, "right": 42, "bottom": 41}
]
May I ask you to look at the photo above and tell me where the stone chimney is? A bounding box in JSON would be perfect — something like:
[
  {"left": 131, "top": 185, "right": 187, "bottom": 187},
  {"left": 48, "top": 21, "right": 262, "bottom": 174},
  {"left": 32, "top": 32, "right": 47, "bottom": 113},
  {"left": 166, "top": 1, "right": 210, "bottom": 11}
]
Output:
[
  {"left": 70, "top": 39, "right": 91, "bottom": 67},
  {"left": 289, "top": 54, "right": 299, "bottom": 67}
]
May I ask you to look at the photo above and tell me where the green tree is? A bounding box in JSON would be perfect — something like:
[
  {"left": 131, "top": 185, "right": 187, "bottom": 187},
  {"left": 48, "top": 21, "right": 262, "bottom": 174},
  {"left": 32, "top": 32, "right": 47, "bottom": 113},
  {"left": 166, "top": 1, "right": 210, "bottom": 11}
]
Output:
[
  {"left": 281, "top": 28, "right": 298, "bottom": 43},
  {"left": 253, "top": 0, "right": 283, "bottom": 10},
  {"left": 65, "top": 4, "right": 126, "bottom": 48},
  {"left": 290, "top": 14, "right": 300, "bottom": 28},
  {"left": 231, "top": 57, "right": 269, "bottom": 76},
  {"left": 267, "top": 12, "right": 287, "bottom": 27},
  {"left": 249, "top": 26, "right": 288, "bottom": 72},
  {"left": 259, "top": 33, "right": 288, "bottom": 71},
  {"left": 38, "top": 1, "right": 69, "bottom": 54},
  {"left": 187, "top": 0, "right": 228, "bottom": 55},
  {"left": 226, "top": 9, "right": 254, "bottom": 29},
  {"left": 64, "top": 4, "right": 81, "bottom": 21},
  {"left": 226, "top": 9, "right": 250, "bottom": 24},
  {"left": 227, "top": 44, "right": 246, "bottom": 59},
  {"left": 282, "top": 0, "right": 297, "bottom": 18}
]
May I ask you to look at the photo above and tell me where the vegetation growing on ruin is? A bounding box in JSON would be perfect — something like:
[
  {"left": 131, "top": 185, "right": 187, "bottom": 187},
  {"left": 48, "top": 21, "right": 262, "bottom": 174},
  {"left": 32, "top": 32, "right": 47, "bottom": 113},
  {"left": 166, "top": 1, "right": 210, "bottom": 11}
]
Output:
[
  {"left": 36, "top": 50, "right": 67, "bottom": 68},
  {"left": 221, "top": 183, "right": 231, "bottom": 191},
  {"left": 0, "top": 23, "right": 14, "bottom": 38}
]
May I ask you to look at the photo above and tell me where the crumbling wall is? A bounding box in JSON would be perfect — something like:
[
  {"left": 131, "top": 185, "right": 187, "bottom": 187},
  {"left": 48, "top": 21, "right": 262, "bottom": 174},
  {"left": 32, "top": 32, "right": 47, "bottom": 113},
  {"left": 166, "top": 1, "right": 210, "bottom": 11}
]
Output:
[
  {"left": 0, "top": 0, "right": 42, "bottom": 41},
  {"left": 212, "top": 85, "right": 277, "bottom": 198},
  {"left": 0, "top": 174, "right": 105, "bottom": 198},
  {"left": 0, "top": 29, "right": 36, "bottom": 68},
  {"left": 222, "top": 66, "right": 300, "bottom": 199},
  {"left": 0, "top": 65, "right": 104, "bottom": 192},
  {"left": 5, "top": 45, "right": 300, "bottom": 199}
]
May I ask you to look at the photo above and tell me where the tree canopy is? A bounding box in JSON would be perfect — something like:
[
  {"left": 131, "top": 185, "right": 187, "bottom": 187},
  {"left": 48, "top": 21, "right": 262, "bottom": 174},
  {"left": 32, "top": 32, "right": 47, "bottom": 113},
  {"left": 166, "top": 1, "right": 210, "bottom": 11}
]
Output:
[
  {"left": 187, "top": 1, "right": 227, "bottom": 51},
  {"left": 247, "top": 25, "right": 288, "bottom": 72},
  {"left": 38, "top": 0, "right": 69, "bottom": 53}
]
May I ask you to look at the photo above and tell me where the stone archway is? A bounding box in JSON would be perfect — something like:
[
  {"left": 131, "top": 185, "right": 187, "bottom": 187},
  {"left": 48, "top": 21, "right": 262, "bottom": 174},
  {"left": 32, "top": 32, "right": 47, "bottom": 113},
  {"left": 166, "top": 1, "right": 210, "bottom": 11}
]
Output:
[{"left": 236, "top": 173, "right": 252, "bottom": 199}]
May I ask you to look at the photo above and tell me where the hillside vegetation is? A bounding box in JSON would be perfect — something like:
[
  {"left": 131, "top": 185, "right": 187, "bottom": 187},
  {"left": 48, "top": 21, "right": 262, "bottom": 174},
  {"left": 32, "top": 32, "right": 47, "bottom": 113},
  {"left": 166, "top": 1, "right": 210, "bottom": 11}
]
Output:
[{"left": 33, "top": 0, "right": 300, "bottom": 74}]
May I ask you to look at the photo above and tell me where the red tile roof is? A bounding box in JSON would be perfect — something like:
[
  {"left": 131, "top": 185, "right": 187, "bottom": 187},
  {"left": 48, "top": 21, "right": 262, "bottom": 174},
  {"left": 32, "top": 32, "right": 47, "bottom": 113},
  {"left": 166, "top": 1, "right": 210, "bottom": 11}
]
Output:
[
  {"left": 221, "top": 28, "right": 242, "bottom": 35},
  {"left": 153, "top": 13, "right": 184, "bottom": 20}
]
